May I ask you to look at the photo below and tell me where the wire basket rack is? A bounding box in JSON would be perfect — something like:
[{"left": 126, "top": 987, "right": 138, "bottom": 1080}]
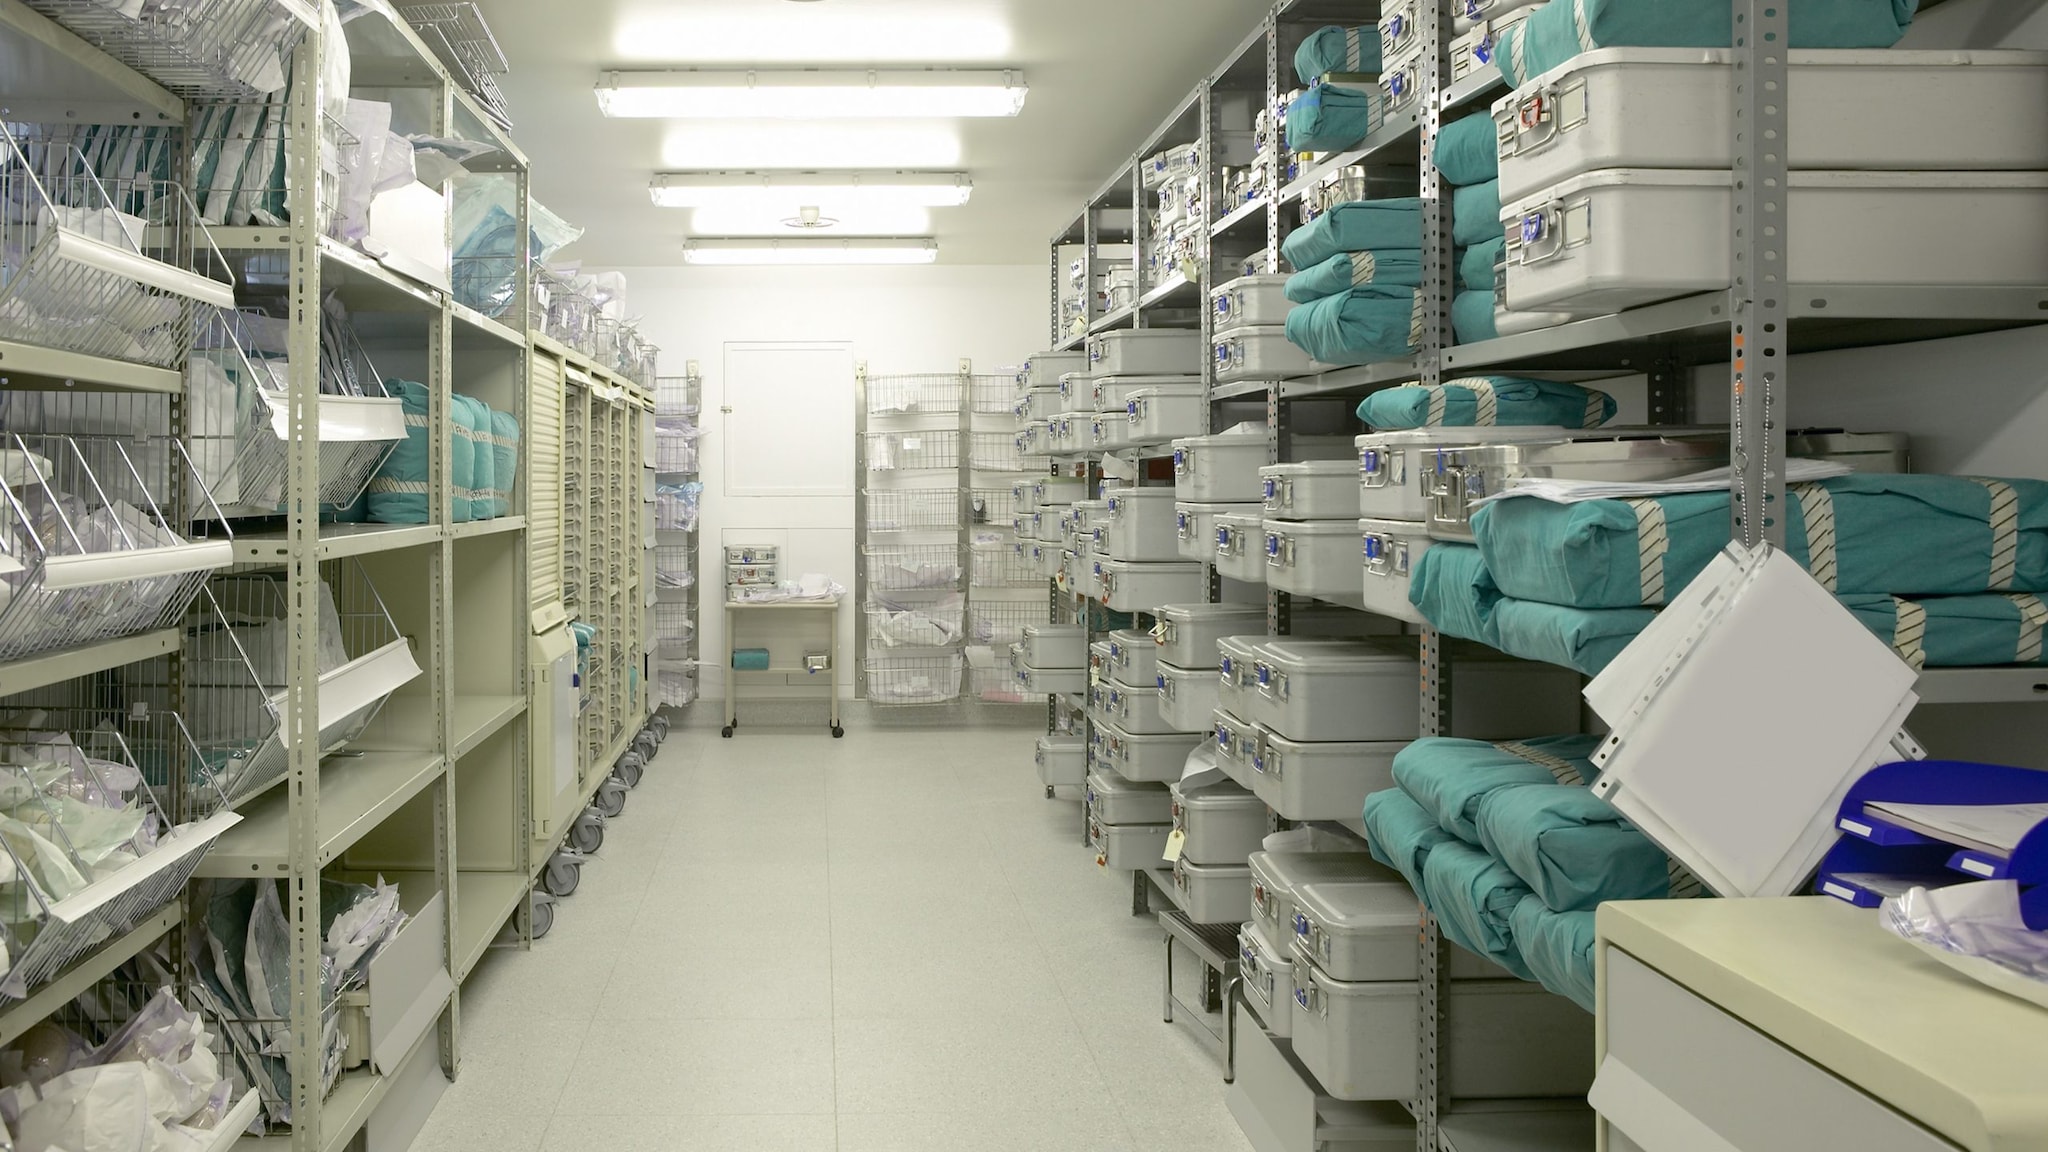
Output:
[
  {"left": 654, "top": 416, "right": 701, "bottom": 474},
  {"left": 655, "top": 543, "right": 695, "bottom": 594},
  {"left": 540, "top": 269, "right": 596, "bottom": 352},
  {"left": 397, "top": 2, "right": 513, "bottom": 129},
  {"left": 865, "top": 487, "right": 960, "bottom": 533},
  {"left": 866, "top": 374, "right": 961, "bottom": 417},
  {"left": 862, "top": 431, "right": 958, "bottom": 473},
  {"left": 969, "top": 660, "right": 1033, "bottom": 704},
  {"left": 970, "top": 486, "right": 1018, "bottom": 529},
  {"left": 863, "top": 653, "right": 962, "bottom": 706},
  {"left": 972, "top": 538, "right": 1040, "bottom": 588},
  {"left": 0, "top": 432, "right": 236, "bottom": 662},
  {"left": 19, "top": 0, "right": 316, "bottom": 99},
  {"left": 969, "top": 373, "right": 1026, "bottom": 414},
  {"left": 654, "top": 482, "right": 699, "bottom": 531},
  {"left": 186, "top": 309, "right": 404, "bottom": 517},
  {"left": 654, "top": 602, "right": 694, "bottom": 643},
  {"left": 0, "top": 712, "right": 240, "bottom": 1000},
  {"left": 655, "top": 374, "right": 700, "bottom": 419},
  {"left": 970, "top": 431, "right": 1040, "bottom": 472},
  {"left": 862, "top": 544, "right": 962, "bottom": 594},
  {"left": 864, "top": 592, "right": 965, "bottom": 650},
  {"left": 0, "top": 125, "right": 236, "bottom": 369},
  {"left": 148, "top": 560, "right": 421, "bottom": 814},
  {"left": 966, "top": 599, "right": 1051, "bottom": 647}
]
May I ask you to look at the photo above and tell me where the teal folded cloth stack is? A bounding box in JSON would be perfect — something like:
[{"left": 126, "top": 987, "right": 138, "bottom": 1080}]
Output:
[
  {"left": 1451, "top": 290, "right": 1497, "bottom": 344},
  {"left": 1422, "top": 839, "right": 1537, "bottom": 980},
  {"left": 1294, "top": 24, "right": 1382, "bottom": 84},
  {"left": 1512, "top": 899, "right": 1597, "bottom": 1011},
  {"left": 1406, "top": 542, "right": 1503, "bottom": 646},
  {"left": 1477, "top": 782, "right": 1680, "bottom": 912},
  {"left": 732, "top": 648, "right": 771, "bottom": 671},
  {"left": 1473, "top": 474, "right": 2048, "bottom": 609},
  {"left": 1355, "top": 377, "right": 1616, "bottom": 430},
  {"left": 1362, "top": 786, "right": 1454, "bottom": 894},
  {"left": 1285, "top": 84, "right": 1382, "bottom": 154},
  {"left": 1392, "top": 734, "right": 1605, "bottom": 844},
  {"left": 1451, "top": 180, "right": 1501, "bottom": 246},
  {"left": 1285, "top": 249, "right": 1424, "bottom": 303},
  {"left": 1433, "top": 112, "right": 1499, "bottom": 186},
  {"left": 367, "top": 379, "right": 431, "bottom": 525},
  {"left": 1491, "top": 598, "right": 1657, "bottom": 677},
  {"left": 1840, "top": 592, "right": 2048, "bottom": 669},
  {"left": 1496, "top": 0, "right": 1917, "bottom": 86},
  {"left": 1461, "top": 239, "right": 1503, "bottom": 292},
  {"left": 1284, "top": 286, "right": 1420, "bottom": 366},
  {"left": 1281, "top": 199, "right": 1422, "bottom": 269}
]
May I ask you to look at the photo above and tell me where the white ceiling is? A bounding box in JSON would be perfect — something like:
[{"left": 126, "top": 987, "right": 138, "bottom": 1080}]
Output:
[{"left": 470, "top": 0, "right": 1273, "bottom": 267}]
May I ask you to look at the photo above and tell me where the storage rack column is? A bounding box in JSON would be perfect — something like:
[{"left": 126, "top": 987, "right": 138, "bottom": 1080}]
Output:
[{"left": 653, "top": 368, "right": 704, "bottom": 712}]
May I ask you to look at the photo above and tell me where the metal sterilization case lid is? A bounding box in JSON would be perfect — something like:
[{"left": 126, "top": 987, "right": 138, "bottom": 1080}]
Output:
[{"left": 1255, "top": 637, "right": 1414, "bottom": 672}]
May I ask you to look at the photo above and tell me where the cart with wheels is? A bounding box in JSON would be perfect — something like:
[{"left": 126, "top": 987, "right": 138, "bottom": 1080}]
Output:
[{"left": 723, "top": 598, "right": 845, "bottom": 737}]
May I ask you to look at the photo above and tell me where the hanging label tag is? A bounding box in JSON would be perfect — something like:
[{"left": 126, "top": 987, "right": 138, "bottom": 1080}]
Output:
[{"left": 1162, "top": 828, "right": 1187, "bottom": 863}]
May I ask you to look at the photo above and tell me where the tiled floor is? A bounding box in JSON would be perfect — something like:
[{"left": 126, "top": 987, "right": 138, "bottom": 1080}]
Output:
[{"left": 415, "top": 723, "right": 1254, "bottom": 1152}]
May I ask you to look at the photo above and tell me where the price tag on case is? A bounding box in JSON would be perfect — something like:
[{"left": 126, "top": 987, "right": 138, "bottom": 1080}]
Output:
[{"left": 1162, "top": 828, "right": 1187, "bottom": 863}]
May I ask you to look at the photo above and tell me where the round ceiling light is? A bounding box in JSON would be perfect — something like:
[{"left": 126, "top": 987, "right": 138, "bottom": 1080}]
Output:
[{"left": 781, "top": 206, "right": 840, "bottom": 229}]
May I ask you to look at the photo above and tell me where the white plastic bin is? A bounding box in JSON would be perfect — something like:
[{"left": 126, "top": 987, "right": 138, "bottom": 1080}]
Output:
[
  {"left": 1036, "top": 736, "right": 1086, "bottom": 789},
  {"left": 1216, "top": 325, "right": 1329, "bottom": 384},
  {"left": 1093, "top": 373, "right": 1199, "bottom": 412},
  {"left": 1502, "top": 169, "right": 2048, "bottom": 315},
  {"left": 1125, "top": 383, "right": 1209, "bottom": 445},
  {"left": 1105, "top": 680, "right": 1178, "bottom": 735},
  {"left": 1212, "top": 708, "right": 1261, "bottom": 790},
  {"left": 1264, "top": 518, "right": 1367, "bottom": 602},
  {"left": 1157, "top": 603, "right": 1269, "bottom": 669},
  {"left": 1090, "top": 818, "right": 1173, "bottom": 871},
  {"left": 1100, "top": 487, "right": 1182, "bottom": 561},
  {"left": 1172, "top": 781, "right": 1269, "bottom": 865},
  {"left": 1358, "top": 517, "right": 1434, "bottom": 624},
  {"left": 1493, "top": 48, "right": 2048, "bottom": 204},
  {"left": 1173, "top": 857, "right": 1253, "bottom": 924},
  {"left": 1156, "top": 660, "right": 1221, "bottom": 732},
  {"left": 1105, "top": 628, "right": 1159, "bottom": 688},
  {"left": 1263, "top": 460, "right": 1363, "bottom": 520},
  {"left": 1085, "top": 769, "right": 1172, "bottom": 823},
  {"left": 1176, "top": 501, "right": 1258, "bottom": 562},
  {"left": 1248, "top": 728, "right": 1404, "bottom": 822},
  {"left": 1019, "top": 624, "right": 1088, "bottom": 668},
  {"left": 1099, "top": 721, "right": 1207, "bottom": 784},
  {"left": 1249, "top": 851, "right": 1387, "bottom": 951},
  {"left": 1216, "top": 634, "right": 1268, "bottom": 720},
  {"left": 1356, "top": 427, "right": 1574, "bottom": 521},
  {"left": 1292, "top": 968, "right": 1595, "bottom": 1101},
  {"left": 1097, "top": 558, "right": 1207, "bottom": 613},
  {"left": 1087, "top": 328, "right": 1205, "bottom": 375},
  {"left": 1215, "top": 512, "right": 1268, "bottom": 584},
  {"left": 1212, "top": 274, "right": 1293, "bottom": 328}
]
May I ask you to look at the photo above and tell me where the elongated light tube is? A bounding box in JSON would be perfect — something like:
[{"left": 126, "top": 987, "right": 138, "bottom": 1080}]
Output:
[
  {"left": 597, "top": 70, "right": 1027, "bottom": 119},
  {"left": 651, "top": 171, "right": 973, "bottom": 208},
  {"left": 682, "top": 238, "right": 940, "bottom": 265}
]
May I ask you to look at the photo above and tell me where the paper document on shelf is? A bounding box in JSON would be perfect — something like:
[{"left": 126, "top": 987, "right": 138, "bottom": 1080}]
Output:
[
  {"left": 1862, "top": 801, "right": 2048, "bottom": 857},
  {"left": 1477, "top": 458, "right": 1853, "bottom": 506}
]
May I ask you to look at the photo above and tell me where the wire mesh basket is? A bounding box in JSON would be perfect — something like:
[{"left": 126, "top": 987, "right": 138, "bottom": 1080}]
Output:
[
  {"left": 864, "top": 592, "right": 965, "bottom": 650},
  {"left": 153, "top": 560, "right": 422, "bottom": 814},
  {"left": 970, "top": 487, "right": 1018, "bottom": 529},
  {"left": 655, "top": 543, "right": 695, "bottom": 594},
  {"left": 186, "top": 310, "right": 404, "bottom": 517},
  {"left": 969, "top": 659, "right": 1033, "bottom": 704},
  {"left": 655, "top": 374, "right": 700, "bottom": 418},
  {"left": 866, "top": 374, "right": 961, "bottom": 417},
  {"left": 19, "top": 0, "right": 316, "bottom": 99},
  {"left": 862, "top": 431, "right": 958, "bottom": 473},
  {"left": 176, "top": 97, "right": 356, "bottom": 231},
  {"left": 540, "top": 269, "right": 596, "bottom": 352},
  {"left": 970, "top": 431, "right": 1037, "bottom": 472},
  {"left": 864, "top": 487, "right": 960, "bottom": 533},
  {"left": 862, "top": 544, "right": 962, "bottom": 593},
  {"left": 966, "top": 599, "right": 1051, "bottom": 647},
  {"left": 0, "top": 712, "right": 240, "bottom": 1000},
  {"left": 654, "top": 416, "right": 701, "bottom": 474},
  {"left": 0, "top": 432, "right": 235, "bottom": 662},
  {"left": 398, "top": 2, "right": 512, "bottom": 128},
  {"left": 863, "top": 653, "right": 962, "bottom": 706},
  {"left": 972, "top": 538, "right": 1040, "bottom": 588},
  {"left": 969, "top": 373, "right": 1025, "bottom": 414},
  {"left": 654, "top": 602, "right": 694, "bottom": 643},
  {"left": 0, "top": 124, "right": 236, "bottom": 368},
  {"left": 654, "top": 482, "right": 699, "bottom": 531}
]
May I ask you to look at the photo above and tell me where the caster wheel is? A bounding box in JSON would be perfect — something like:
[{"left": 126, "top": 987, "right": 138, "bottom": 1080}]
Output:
[
  {"left": 542, "top": 852, "right": 583, "bottom": 897},
  {"left": 613, "top": 759, "right": 643, "bottom": 789},
  {"left": 721, "top": 726, "right": 734, "bottom": 738},
  {"left": 1045, "top": 786, "right": 1056, "bottom": 799},
  {"left": 831, "top": 725, "right": 845, "bottom": 738},
  {"left": 528, "top": 889, "right": 557, "bottom": 939},
  {"left": 633, "top": 730, "right": 658, "bottom": 760},
  {"left": 594, "top": 778, "right": 628, "bottom": 818},
  {"left": 569, "top": 808, "right": 606, "bottom": 854},
  {"left": 651, "top": 715, "right": 671, "bottom": 741}
]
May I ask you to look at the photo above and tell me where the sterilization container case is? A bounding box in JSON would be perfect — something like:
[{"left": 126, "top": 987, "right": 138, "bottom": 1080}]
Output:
[
  {"left": 1125, "top": 383, "right": 1209, "bottom": 445},
  {"left": 1156, "top": 660, "right": 1220, "bottom": 732},
  {"left": 1106, "top": 628, "right": 1159, "bottom": 687},
  {"left": 1097, "top": 558, "right": 1207, "bottom": 614},
  {"left": 1263, "top": 460, "right": 1364, "bottom": 520},
  {"left": 1085, "top": 769, "right": 1172, "bottom": 823},
  {"left": 1173, "top": 857, "right": 1253, "bottom": 924},
  {"left": 1087, "top": 329, "right": 1206, "bottom": 375},
  {"left": 1211, "top": 274, "right": 1293, "bottom": 328},
  {"left": 1248, "top": 639, "right": 1581, "bottom": 742},
  {"left": 1097, "top": 719, "right": 1206, "bottom": 783},
  {"left": 1425, "top": 430, "right": 1728, "bottom": 540},
  {"left": 1215, "top": 325, "right": 1330, "bottom": 384},
  {"left": 1215, "top": 512, "right": 1268, "bottom": 584},
  {"left": 1036, "top": 735, "right": 1086, "bottom": 789},
  {"left": 1171, "top": 781, "right": 1268, "bottom": 865},
  {"left": 1156, "top": 602, "right": 1267, "bottom": 669},
  {"left": 1356, "top": 426, "right": 1581, "bottom": 521},
  {"left": 1248, "top": 727, "right": 1404, "bottom": 822},
  {"left": 1100, "top": 487, "right": 1182, "bottom": 562},
  {"left": 1019, "top": 624, "right": 1087, "bottom": 668},
  {"left": 1264, "top": 518, "right": 1369, "bottom": 602},
  {"left": 1240, "top": 922, "right": 1297, "bottom": 1036},
  {"left": 1358, "top": 517, "right": 1434, "bottom": 624}
]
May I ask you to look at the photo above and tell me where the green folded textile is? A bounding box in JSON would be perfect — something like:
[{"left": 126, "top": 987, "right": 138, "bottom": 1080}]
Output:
[
  {"left": 1511, "top": 897, "right": 1597, "bottom": 1012},
  {"left": 1474, "top": 474, "right": 2048, "bottom": 609},
  {"left": 1295, "top": 25, "right": 1383, "bottom": 85},
  {"left": 1393, "top": 734, "right": 1606, "bottom": 845},
  {"left": 732, "top": 648, "right": 771, "bottom": 671},
  {"left": 1285, "top": 249, "right": 1424, "bottom": 303},
  {"left": 1422, "top": 838, "right": 1536, "bottom": 980},
  {"left": 1477, "top": 783, "right": 1673, "bottom": 911},
  {"left": 1363, "top": 786, "right": 1453, "bottom": 895},
  {"left": 1492, "top": 597, "right": 1655, "bottom": 676},
  {"left": 1496, "top": 0, "right": 1917, "bottom": 86},
  {"left": 1452, "top": 290, "right": 1497, "bottom": 344},
  {"left": 1452, "top": 180, "right": 1502, "bottom": 246},
  {"left": 1434, "top": 112, "right": 1500, "bottom": 186},
  {"left": 1841, "top": 592, "right": 2048, "bottom": 669},
  {"left": 1355, "top": 377, "right": 1616, "bottom": 430},
  {"left": 1286, "top": 84, "right": 1382, "bottom": 154},
  {"left": 1406, "top": 542, "right": 1503, "bottom": 646},
  {"left": 1461, "top": 238, "right": 1504, "bottom": 292},
  {"left": 1284, "top": 286, "right": 1419, "bottom": 366},
  {"left": 1281, "top": 199, "right": 1423, "bottom": 269},
  {"left": 367, "top": 379, "right": 431, "bottom": 525}
]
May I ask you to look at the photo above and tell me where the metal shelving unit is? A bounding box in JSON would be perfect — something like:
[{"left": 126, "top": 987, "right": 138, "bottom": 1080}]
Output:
[
  {"left": 653, "top": 369, "right": 702, "bottom": 712},
  {"left": 1041, "top": 1, "right": 2048, "bottom": 1149}
]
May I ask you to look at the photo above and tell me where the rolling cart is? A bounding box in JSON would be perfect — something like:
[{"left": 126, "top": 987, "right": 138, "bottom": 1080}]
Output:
[{"left": 724, "top": 598, "right": 845, "bottom": 738}]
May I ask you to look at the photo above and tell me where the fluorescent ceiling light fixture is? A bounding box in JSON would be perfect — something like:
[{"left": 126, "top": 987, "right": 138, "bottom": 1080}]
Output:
[
  {"left": 612, "top": 12, "right": 1012, "bottom": 63},
  {"left": 596, "top": 70, "right": 1027, "bottom": 119},
  {"left": 689, "top": 204, "right": 932, "bottom": 236},
  {"left": 651, "top": 171, "right": 972, "bottom": 209},
  {"left": 662, "top": 123, "right": 962, "bottom": 169},
  {"left": 682, "top": 238, "right": 939, "bottom": 265}
]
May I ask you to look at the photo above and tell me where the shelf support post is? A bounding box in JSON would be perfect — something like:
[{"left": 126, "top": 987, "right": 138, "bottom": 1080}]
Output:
[{"left": 1731, "top": 0, "right": 1790, "bottom": 548}]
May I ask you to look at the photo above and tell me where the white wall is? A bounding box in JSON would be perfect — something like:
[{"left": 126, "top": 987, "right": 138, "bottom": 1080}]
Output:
[{"left": 616, "top": 263, "right": 1047, "bottom": 700}]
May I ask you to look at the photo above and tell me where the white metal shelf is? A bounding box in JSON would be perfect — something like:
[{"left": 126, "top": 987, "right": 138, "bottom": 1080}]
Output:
[
  {"left": 1276, "top": 112, "right": 1423, "bottom": 205},
  {"left": 193, "top": 751, "right": 445, "bottom": 876},
  {"left": 0, "top": 627, "right": 179, "bottom": 697},
  {"left": 0, "top": 336, "right": 185, "bottom": 393},
  {"left": 232, "top": 524, "right": 445, "bottom": 562},
  {"left": 1437, "top": 1107, "right": 1595, "bottom": 1152},
  {"left": 0, "top": 903, "right": 179, "bottom": 1048}
]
